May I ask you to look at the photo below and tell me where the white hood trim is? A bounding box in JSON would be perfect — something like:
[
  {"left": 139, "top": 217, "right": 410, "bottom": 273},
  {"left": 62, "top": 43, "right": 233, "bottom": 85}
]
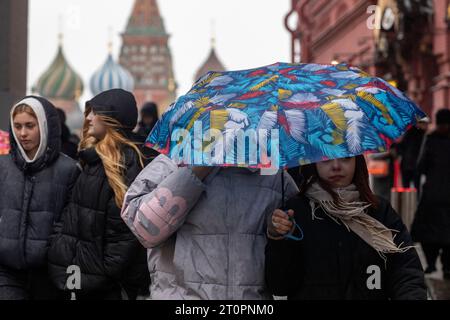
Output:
[{"left": 10, "top": 97, "right": 48, "bottom": 163}]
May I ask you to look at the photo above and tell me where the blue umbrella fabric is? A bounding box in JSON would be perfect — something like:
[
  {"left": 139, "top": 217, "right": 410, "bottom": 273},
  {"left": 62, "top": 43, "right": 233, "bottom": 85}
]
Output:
[{"left": 146, "top": 62, "right": 426, "bottom": 169}]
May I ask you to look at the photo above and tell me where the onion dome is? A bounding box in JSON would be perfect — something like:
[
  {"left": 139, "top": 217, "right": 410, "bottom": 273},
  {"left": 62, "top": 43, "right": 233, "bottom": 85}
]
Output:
[
  {"left": 90, "top": 53, "right": 135, "bottom": 96},
  {"left": 194, "top": 37, "right": 226, "bottom": 81},
  {"left": 34, "top": 43, "right": 84, "bottom": 101}
]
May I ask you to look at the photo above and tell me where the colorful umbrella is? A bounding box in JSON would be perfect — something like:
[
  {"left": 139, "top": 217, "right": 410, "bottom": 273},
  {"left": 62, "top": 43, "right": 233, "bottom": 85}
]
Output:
[{"left": 146, "top": 62, "right": 426, "bottom": 169}]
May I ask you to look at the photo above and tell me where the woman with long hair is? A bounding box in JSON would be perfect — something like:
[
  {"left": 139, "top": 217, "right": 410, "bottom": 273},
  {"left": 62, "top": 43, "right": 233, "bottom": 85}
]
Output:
[
  {"left": 265, "top": 155, "right": 426, "bottom": 300},
  {"left": 48, "top": 89, "right": 149, "bottom": 300},
  {"left": 0, "top": 96, "right": 79, "bottom": 300}
]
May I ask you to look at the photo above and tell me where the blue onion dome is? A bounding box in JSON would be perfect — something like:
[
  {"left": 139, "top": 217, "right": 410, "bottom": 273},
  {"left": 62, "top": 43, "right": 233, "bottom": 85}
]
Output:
[
  {"left": 34, "top": 45, "right": 84, "bottom": 100},
  {"left": 90, "top": 53, "right": 135, "bottom": 96}
]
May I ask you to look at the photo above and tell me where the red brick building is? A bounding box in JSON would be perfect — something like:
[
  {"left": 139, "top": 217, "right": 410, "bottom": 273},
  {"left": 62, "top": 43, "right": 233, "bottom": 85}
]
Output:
[
  {"left": 119, "top": 0, "right": 177, "bottom": 116},
  {"left": 285, "top": 0, "right": 449, "bottom": 121}
]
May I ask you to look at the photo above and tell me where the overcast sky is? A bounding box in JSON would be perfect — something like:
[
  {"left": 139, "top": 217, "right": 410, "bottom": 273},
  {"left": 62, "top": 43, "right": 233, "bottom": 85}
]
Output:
[{"left": 28, "top": 0, "right": 291, "bottom": 108}]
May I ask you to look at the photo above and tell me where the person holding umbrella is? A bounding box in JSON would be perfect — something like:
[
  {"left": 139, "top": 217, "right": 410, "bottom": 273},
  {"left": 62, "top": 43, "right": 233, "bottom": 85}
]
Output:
[
  {"left": 121, "top": 156, "right": 298, "bottom": 300},
  {"left": 265, "top": 155, "right": 426, "bottom": 300},
  {"left": 122, "top": 62, "right": 426, "bottom": 300}
]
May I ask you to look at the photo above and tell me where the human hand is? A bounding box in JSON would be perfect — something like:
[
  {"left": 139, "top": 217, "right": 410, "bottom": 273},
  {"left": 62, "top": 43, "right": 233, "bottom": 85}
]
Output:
[{"left": 268, "top": 209, "right": 295, "bottom": 237}]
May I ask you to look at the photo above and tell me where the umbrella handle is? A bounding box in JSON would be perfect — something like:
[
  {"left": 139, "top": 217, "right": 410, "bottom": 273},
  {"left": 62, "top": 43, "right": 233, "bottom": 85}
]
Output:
[{"left": 284, "top": 217, "right": 304, "bottom": 241}]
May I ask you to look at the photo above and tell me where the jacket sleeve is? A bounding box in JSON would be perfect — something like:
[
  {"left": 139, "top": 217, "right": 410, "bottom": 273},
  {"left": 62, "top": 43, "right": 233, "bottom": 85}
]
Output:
[
  {"left": 121, "top": 154, "right": 206, "bottom": 249},
  {"left": 50, "top": 162, "right": 81, "bottom": 239},
  {"left": 383, "top": 202, "right": 427, "bottom": 300}
]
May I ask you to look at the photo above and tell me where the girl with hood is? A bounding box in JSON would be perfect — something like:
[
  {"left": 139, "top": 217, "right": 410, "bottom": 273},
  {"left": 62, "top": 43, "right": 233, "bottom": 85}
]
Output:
[
  {"left": 0, "top": 96, "right": 80, "bottom": 300},
  {"left": 48, "top": 89, "right": 149, "bottom": 300},
  {"left": 265, "top": 155, "right": 426, "bottom": 300}
]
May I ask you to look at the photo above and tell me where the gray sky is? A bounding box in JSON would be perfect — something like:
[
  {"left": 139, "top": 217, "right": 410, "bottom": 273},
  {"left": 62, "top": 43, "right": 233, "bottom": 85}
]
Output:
[{"left": 28, "top": 0, "right": 291, "bottom": 108}]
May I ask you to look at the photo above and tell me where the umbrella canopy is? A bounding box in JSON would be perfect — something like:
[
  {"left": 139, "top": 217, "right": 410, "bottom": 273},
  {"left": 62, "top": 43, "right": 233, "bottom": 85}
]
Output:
[{"left": 146, "top": 62, "right": 426, "bottom": 168}]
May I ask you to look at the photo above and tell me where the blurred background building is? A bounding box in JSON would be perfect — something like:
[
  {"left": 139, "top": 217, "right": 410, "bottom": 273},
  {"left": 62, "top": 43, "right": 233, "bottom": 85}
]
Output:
[
  {"left": 285, "top": 0, "right": 447, "bottom": 122},
  {"left": 119, "top": 0, "right": 177, "bottom": 117},
  {"left": 194, "top": 36, "right": 226, "bottom": 82},
  {"left": 0, "top": 0, "right": 28, "bottom": 131}
]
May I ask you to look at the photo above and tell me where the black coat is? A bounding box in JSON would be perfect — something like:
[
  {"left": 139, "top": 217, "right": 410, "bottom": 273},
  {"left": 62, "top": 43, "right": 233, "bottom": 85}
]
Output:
[
  {"left": 397, "top": 127, "right": 426, "bottom": 172},
  {"left": 265, "top": 195, "right": 426, "bottom": 300},
  {"left": 0, "top": 96, "right": 80, "bottom": 271},
  {"left": 411, "top": 131, "right": 450, "bottom": 244},
  {"left": 47, "top": 146, "right": 149, "bottom": 296}
]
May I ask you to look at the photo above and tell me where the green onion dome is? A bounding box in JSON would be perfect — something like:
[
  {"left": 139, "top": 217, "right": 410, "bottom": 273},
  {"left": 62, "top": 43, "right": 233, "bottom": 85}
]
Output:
[{"left": 34, "top": 45, "right": 84, "bottom": 101}]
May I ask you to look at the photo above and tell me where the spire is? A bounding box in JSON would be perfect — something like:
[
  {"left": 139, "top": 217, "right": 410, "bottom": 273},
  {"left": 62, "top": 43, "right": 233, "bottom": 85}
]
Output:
[
  {"left": 125, "top": 0, "right": 167, "bottom": 36},
  {"left": 211, "top": 20, "right": 216, "bottom": 49},
  {"left": 57, "top": 14, "right": 64, "bottom": 48},
  {"left": 58, "top": 33, "right": 63, "bottom": 48},
  {"left": 107, "top": 26, "right": 113, "bottom": 54}
]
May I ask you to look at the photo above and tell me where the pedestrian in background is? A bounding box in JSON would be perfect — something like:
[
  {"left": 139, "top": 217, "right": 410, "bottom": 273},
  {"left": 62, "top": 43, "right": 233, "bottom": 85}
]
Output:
[
  {"left": 411, "top": 109, "right": 450, "bottom": 278},
  {"left": 56, "top": 108, "right": 79, "bottom": 160},
  {"left": 136, "top": 101, "right": 159, "bottom": 140},
  {"left": 136, "top": 101, "right": 160, "bottom": 162},
  {"left": 397, "top": 117, "right": 429, "bottom": 194}
]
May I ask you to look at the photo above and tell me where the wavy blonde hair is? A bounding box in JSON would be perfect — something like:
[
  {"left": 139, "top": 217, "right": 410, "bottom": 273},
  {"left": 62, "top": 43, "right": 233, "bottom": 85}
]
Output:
[{"left": 79, "top": 107, "right": 144, "bottom": 208}]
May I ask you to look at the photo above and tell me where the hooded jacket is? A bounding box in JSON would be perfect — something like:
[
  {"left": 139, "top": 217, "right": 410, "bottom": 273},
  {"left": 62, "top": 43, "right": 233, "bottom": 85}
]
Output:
[
  {"left": 121, "top": 154, "right": 299, "bottom": 300},
  {"left": 0, "top": 96, "right": 80, "bottom": 271}
]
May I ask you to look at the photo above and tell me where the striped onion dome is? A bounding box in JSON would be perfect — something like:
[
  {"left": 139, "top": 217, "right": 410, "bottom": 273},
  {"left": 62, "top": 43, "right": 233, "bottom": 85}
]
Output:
[
  {"left": 90, "top": 54, "right": 134, "bottom": 96},
  {"left": 34, "top": 45, "right": 84, "bottom": 100}
]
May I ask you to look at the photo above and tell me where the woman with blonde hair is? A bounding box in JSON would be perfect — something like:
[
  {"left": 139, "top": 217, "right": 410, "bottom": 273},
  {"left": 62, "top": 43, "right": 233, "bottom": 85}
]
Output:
[
  {"left": 48, "top": 89, "right": 149, "bottom": 300},
  {"left": 0, "top": 96, "right": 79, "bottom": 299}
]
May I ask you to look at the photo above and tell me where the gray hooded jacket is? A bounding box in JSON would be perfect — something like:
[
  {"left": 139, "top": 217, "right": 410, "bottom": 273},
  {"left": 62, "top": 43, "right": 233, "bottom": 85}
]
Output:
[{"left": 121, "top": 154, "right": 298, "bottom": 300}]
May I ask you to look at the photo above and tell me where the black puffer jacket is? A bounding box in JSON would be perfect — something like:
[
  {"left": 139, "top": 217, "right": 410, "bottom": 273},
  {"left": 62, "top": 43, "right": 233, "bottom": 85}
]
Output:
[
  {"left": 411, "top": 130, "right": 450, "bottom": 244},
  {"left": 48, "top": 89, "right": 149, "bottom": 297},
  {"left": 0, "top": 96, "right": 80, "bottom": 270},
  {"left": 265, "top": 196, "right": 426, "bottom": 300},
  {"left": 47, "top": 146, "right": 148, "bottom": 294}
]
